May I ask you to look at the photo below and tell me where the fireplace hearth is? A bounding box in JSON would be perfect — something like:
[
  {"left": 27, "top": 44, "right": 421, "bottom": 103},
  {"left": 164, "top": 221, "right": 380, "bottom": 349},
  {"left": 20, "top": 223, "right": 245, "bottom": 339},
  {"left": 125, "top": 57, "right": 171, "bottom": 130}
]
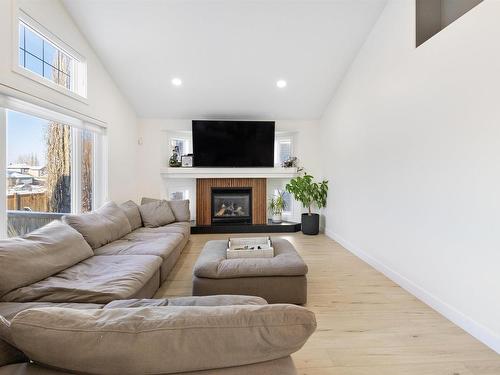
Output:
[{"left": 211, "top": 187, "right": 252, "bottom": 225}]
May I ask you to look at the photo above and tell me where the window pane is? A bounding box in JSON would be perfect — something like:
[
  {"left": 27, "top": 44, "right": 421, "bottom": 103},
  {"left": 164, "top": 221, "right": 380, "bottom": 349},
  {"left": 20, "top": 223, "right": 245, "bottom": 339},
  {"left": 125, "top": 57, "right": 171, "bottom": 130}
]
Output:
[
  {"left": 279, "top": 141, "right": 291, "bottom": 164},
  {"left": 17, "top": 21, "right": 81, "bottom": 95},
  {"left": 25, "top": 53, "right": 43, "bottom": 76},
  {"left": 24, "top": 26, "right": 43, "bottom": 58},
  {"left": 58, "top": 72, "right": 71, "bottom": 90},
  {"left": 282, "top": 192, "right": 292, "bottom": 213},
  {"left": 43, "top": 63, "right": 55, "bottom": 81},
  {"left": 170, "top": 191, "right": 184, "bottom": 200},
  {"left": 6, "top": 111, "right": 72, "bottom": 237},
  {"left": 59, "top": 52, "right": 73, "bottom": 76},
  {"left": 43, "top": 41, "right": 58, "bottom": 68},
  {"left": 171, "top": 139, "right": 185, "bottom": 161},
  {"left": 81, "top": 130, "right": 94, "bottom": 213}
]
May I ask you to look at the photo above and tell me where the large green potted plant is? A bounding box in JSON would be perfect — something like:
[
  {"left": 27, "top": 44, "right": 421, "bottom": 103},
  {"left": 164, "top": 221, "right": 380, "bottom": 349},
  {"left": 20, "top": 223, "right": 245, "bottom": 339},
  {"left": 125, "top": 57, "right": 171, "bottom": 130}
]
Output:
[{"left": 286, "top": 173, "right": 328, "bottom": 235}]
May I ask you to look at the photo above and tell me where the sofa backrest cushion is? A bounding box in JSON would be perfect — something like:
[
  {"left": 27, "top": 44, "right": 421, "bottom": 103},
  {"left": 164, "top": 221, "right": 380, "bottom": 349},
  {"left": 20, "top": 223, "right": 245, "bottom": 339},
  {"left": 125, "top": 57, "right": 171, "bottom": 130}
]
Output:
[
  {"left": 10, "top": 304, "right": 316, "bottom": 374},
  {"left": 0, "top": 221, "right": 93, "bottom": 298},
  {"left": 138, "top": 200, "right": 176, "bottom": 228},
  {"left": 0, "top": 316, "right": 26, "bottom": 366},
  {"left": 141, "top": 197, "right": 190, "bottom": 222},
  {"left": 119, "top": 201, "right": 142, "bottom": 231},
  {"left": 167, "top": 199, "right": 190, "bottom": 222},
  {"left": 63, "top": 202, "right": 132, "bottom": 249}
]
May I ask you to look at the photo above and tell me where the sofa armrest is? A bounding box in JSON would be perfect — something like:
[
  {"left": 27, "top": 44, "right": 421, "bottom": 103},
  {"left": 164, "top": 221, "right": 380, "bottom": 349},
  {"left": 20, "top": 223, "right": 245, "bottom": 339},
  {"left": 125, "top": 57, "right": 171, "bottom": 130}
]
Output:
[
  {"left": 103, "top": 295, "right": 267, "bottom": 309},
  {"left": 10, "top": 304, "right": 316, "bottom": 375}
]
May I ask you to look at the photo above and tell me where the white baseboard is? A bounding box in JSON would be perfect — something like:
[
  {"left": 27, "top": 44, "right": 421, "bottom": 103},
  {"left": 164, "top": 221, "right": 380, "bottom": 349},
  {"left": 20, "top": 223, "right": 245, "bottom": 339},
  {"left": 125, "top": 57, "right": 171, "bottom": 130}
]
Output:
[{"left": 324, "top": 229, "right": 500, "bottom": 354}]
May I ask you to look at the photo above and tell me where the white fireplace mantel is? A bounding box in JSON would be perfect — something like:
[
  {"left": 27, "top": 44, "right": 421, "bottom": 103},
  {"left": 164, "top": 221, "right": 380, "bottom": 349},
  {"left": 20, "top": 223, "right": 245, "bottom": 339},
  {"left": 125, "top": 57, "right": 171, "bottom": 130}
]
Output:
[{"left": 160, "top": 167, "right": 299, "bottom": 179}]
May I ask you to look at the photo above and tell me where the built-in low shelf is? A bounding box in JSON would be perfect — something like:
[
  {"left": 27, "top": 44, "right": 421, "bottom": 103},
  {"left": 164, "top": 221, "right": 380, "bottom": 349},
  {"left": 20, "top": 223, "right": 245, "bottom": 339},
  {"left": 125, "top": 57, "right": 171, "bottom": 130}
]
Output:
[
  {"left": 190, "top": 220, "right": 301, "bottom": 234},
  {"left": 161, "top": 167, "right": 298, "bottom": 179}
]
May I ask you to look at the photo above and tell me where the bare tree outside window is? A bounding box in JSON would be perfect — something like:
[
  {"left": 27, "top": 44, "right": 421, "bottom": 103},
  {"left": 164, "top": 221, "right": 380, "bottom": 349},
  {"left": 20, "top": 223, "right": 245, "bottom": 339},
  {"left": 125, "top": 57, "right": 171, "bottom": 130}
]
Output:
[
  {"left": 45, "top": 52, "right": 72, "bottom": 213},
  {"left": 45, "top": 121, "right": 71, "bottom": 213},
  {"left": 81, "top": 130, "right": 93, "bottom": 212}
]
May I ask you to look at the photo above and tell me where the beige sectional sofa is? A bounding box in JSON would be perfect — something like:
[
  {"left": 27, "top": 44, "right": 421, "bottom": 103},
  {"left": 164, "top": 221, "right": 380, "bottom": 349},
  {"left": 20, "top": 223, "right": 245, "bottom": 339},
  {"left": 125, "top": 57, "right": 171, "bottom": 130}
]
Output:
[
  {"left": 0, "top": 199, "right": 317, "bottom": 374},
  {"left": 0, "top": 296, "right": 316, "bottom": 374},
  {"left": 0, "top": 199, "right": 190, "bottom": 305}
]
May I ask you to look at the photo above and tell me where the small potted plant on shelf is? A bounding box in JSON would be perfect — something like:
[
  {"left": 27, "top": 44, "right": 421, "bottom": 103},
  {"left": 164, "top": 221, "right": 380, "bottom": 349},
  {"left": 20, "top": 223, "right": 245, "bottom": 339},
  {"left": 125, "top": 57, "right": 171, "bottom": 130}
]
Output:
[
  {"left": 268, "top": 190, "right": 287, "bottom": 224},
  {"left": 286, "top": 172, "right": 328, "bottom": 235}
]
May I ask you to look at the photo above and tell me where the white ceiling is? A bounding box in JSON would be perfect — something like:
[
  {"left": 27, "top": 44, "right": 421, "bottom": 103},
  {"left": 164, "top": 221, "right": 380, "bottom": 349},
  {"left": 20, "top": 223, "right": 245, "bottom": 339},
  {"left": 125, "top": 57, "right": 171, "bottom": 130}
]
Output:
[{"left": 63, "top": 0, "right": 386, "bottom": 120}]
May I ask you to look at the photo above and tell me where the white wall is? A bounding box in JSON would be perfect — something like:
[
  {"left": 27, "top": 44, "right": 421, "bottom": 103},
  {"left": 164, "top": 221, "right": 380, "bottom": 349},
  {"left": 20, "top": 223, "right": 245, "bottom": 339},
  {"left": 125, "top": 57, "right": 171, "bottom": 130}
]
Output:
[
  {"left": 137, "top": 118, "right": 322, "bottom": 220},
  {"left": 319, "top": 0, "right": 500, "bottom": 352},
  {"left": 0, "top": 0, "right": 139, "bottom": 203}
]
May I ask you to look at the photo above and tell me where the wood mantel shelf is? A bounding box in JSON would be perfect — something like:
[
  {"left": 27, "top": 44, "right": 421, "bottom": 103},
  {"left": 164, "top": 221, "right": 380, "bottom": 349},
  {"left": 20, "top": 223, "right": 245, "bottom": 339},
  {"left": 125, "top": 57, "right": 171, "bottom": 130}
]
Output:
[{"left": 160, "top": 167, "right": 299, "bottom": 179}]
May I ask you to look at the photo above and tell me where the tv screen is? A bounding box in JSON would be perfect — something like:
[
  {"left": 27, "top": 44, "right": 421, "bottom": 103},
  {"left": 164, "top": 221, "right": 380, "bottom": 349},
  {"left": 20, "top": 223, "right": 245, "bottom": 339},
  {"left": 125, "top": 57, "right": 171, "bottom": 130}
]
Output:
[{"left": 192, "top": 120, "right": 275, "bottom": 167}]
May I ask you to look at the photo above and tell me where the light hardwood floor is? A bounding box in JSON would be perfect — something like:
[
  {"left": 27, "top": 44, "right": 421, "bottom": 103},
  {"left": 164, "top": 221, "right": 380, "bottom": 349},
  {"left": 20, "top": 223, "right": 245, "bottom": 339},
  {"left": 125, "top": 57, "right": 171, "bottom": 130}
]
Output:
[{"left": 156, "top": 233, "right": 500, "bottom": 375}]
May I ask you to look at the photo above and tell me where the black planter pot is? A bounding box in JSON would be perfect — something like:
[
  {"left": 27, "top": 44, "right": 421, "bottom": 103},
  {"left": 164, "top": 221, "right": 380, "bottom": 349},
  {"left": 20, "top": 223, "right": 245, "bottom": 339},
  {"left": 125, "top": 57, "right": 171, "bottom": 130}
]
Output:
[{"left": 301, "top": 213, "right": 320, "bottom": 235}]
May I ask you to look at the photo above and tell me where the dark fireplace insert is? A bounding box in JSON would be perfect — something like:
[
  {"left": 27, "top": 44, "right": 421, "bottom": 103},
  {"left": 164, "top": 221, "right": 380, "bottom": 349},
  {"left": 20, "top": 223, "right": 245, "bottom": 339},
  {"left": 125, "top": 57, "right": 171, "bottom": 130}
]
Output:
[{"left": 211, "top": 187, "right": 252, "bottom": 225}]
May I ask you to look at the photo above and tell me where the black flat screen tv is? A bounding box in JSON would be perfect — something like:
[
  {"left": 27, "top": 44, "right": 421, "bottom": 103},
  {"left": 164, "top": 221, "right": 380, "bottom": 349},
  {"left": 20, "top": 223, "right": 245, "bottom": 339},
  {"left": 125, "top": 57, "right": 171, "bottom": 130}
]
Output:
[{"left": 192, "top": 120, "right": 275, "bottom": 167}]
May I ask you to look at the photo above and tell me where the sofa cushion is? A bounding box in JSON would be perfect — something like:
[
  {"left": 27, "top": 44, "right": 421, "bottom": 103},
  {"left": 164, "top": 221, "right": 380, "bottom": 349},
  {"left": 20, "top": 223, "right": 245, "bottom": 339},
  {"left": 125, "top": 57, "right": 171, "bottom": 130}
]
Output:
[
  {"left": 168, "top": 200, "right": 190, "bottom": 222},
  {"left": 119, "top": 200, "right": 142, "bottom": 230},
  {"left": 139, "top": 200, "right": 176, "bottom": 228},
  {"left": 1, "top": 255, "right": 162, "bottom": 304},
  {"left": 0, "top": 221, "right": 93, "bottom": 298},
  {"left": 142, "top": 197, "right": 190, "bottom": 222},
  {"left": 94, "top": 233, "right": 183, "bottom": 257},
  {"left": 62, "top": 202, "right": 132, "bottom": 249},
  {"left": 125, "top": 221, "right": 190, "bottom": 240},
  {"left": 10, "top": 304, "right": 316, "bottom": 375},
  {"left": 104, "top": 295, "right": 268, "bottom": 309}
]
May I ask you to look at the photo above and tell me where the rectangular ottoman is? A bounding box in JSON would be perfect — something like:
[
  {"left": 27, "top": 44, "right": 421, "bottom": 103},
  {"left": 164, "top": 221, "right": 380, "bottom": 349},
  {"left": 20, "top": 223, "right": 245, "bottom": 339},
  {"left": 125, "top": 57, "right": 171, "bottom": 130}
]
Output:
[{"left": 192, "top": 238, "right": 308, "bottom": 304}]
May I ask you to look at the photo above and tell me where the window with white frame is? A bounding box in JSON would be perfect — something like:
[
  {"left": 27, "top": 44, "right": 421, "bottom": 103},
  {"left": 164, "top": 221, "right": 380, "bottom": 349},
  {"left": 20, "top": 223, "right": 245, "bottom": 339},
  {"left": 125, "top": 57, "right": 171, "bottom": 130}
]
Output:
[
  {"left": 275, "top": 137, "right": 293, "bottom": 166},
  {"left": 16, "top": 16, "right": 87, "bottom": 98},
  {"left": 170, "top": 137, "right": 190, "bottom": 162},
  {"left": 4, "top": 109, "right": 103, "bottom": 237},
  {"left": 169, "top": 190, "right": 189, "bottom": 201},
  {"left": 274, "top": 188, "right": 293, "bottom": 215}
]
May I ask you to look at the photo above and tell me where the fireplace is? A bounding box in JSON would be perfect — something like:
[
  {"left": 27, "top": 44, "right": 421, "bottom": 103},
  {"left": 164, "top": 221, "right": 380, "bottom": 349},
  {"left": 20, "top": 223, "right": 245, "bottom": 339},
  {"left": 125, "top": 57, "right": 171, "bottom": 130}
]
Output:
[
  {"left": 196, "top": 179, "right": 266, "bottom": 226},
  {"left": 211, "top": 187, "right": 252, "bottom": 225}
]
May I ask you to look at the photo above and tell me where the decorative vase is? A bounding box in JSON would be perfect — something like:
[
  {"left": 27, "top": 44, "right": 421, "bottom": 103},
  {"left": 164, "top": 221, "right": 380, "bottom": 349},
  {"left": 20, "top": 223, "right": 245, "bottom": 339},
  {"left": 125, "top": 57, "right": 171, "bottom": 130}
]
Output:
[
  {"left": 271, "top": 213, "right": 282, "bottom": 224},
  {"left": 301, "top": 213, "right": 319, "bottom": 235}
]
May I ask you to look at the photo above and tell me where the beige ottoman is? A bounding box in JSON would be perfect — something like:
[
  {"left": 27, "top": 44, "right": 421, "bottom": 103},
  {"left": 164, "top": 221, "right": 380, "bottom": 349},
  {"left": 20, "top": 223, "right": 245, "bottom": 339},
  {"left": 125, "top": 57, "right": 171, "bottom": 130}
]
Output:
[{"left": 192, "top": 238, "right": 308, "bottom": 304}]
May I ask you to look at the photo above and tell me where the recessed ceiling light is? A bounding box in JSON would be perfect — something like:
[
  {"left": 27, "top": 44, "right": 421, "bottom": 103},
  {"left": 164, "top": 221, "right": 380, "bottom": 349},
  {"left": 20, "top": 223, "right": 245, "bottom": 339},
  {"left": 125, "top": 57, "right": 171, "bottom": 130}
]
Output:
[
  {"left": 172, "top": 78, "right": 182, "bottom": 86},
  {"left": 276, "top": 80, "right": 287, "bottom": 88}
]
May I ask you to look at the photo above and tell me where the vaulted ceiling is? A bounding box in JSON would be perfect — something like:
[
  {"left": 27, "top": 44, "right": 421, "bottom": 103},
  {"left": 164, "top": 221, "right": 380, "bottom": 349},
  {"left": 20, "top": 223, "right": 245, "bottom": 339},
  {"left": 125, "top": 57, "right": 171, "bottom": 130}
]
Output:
[{"left": 63, "top": 0, "right": 386, "bottom": 119}]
